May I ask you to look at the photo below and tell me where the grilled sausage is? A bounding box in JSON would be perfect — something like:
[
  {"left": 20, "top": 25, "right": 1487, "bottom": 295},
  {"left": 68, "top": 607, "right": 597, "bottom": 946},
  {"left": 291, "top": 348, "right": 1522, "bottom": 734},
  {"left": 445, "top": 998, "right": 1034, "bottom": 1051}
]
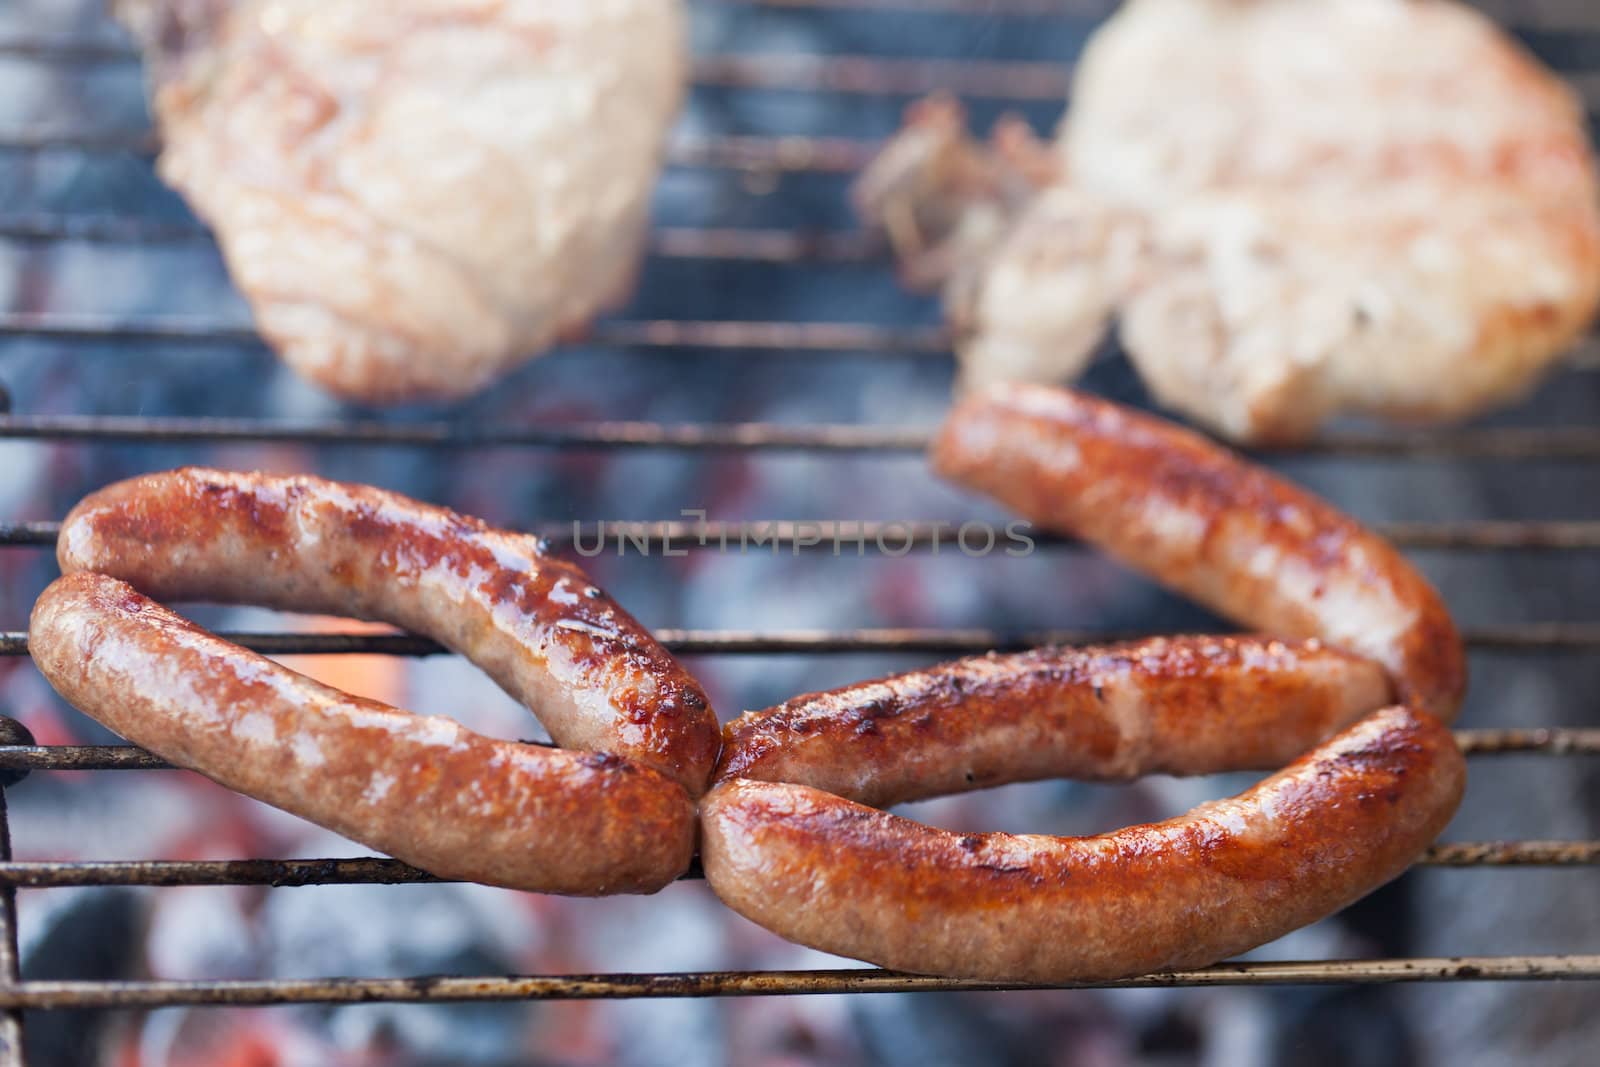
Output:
[
  {"left": 715, "top": 636, "right": 1392, "bottom": 807},
  {"left": 31, "top": 573, "right": 696, "bottom": 894},
  {"left": 701, "top": 705, "right": 1465, "bottom": 981},
  {"left": 930, "top": 385, "right": 1466, "bottom": 721},
  {"left": 54, "top": 467, "right": 719, "bottom": 794}
]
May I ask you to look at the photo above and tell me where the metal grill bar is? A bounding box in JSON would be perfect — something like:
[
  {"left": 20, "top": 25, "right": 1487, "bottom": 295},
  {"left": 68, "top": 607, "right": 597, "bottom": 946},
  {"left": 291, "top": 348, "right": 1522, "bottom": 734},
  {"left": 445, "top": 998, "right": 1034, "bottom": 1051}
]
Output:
[
  {"left": 51, "top": 3, "right": 1585, "bottom": 34},
  {"left": 653, "top": 227, "right": 883, "bottom": 262},
  {"left": 18, "top": 127, "right": 1600, "bottom": 181},
  {"left": 0, "top": 130, "right": 884, "bottom": 173},
  {"left": 692, "top": 54, "right": 1071, "bottom": 98},
  {"left": 0, "top": 129, "right": 154, "bottom": 153},
  {"left": 0, "top": 788, "right": 22, "bottom": 1067},
  {"left": 0, "top": 37, "right": 1078, "bottom": 99},
  {"left": 0, "top": 212, "right": 889, "bottom": 262},
  {"left": 729, "top": 0, "right": 1108, "bottom": 13},
  {"left": 4, "top": 415, "right": 1600, "bottom": 460},
  {"left": 13, "top": 316, "right": 1600, "bottom": 383},
  {"left": 5, "top": 312, "right": 1598, "bottom": 371},
  {"left": 9, "top": 519, "right": 1600, "bottom": 552},
  {"left": 3, "top": 625, "right": 1599, "bottom": 657},
  {"left": 0, "top": 36, "right": 130, "bottom": 62},
  {"left": 0, "top": 842, "right": 1592, "bottom": 892},
  {"left": 592, "top": 319, "right": 945, "bottom": 353},
  {"left": 0, "top": 215, "right": 205, "bottom": 243},
  {"left": 0, "top": 216, "right": 887, "bottom": 263},
  {"left": 0, "top": 857, "right": 441, "bottom": 888},
  {"left": 0, "top": 746, "right": 171, "bottom": 772},
  {"left": 11, "top": 123, "right": 1600, "bottom": 181},
  {"left": 5, "top": 38, "right": 1595, "bottom": 99},
  {"left": 740, "top": 0, "right": 1600, "bottom": 38},
  {"left": 2, "top": 957, "right": 1597, "bottom": 1010},
  {"left": 1420, "top": 842, "right": 1600, "bottom": 867},
  {"left": 0, "top": 7, "right": 1093, "bottom": 58},
  {"left": 0, "top": 311, "right": 949, "bottom": 354},
  {"left": 2, "top": 729, "right": 1593, "bottom": 774},
  {"left": 1455, "top": 728, "right": 1600, "bottom": 755},
  {"left": 0, "top": 415, "right": 932, "bottom": 453}
]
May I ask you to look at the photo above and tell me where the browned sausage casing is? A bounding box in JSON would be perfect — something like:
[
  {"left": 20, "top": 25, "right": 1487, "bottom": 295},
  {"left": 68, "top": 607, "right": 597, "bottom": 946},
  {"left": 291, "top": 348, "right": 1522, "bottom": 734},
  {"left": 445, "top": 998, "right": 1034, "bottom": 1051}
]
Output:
[
  {"left": 716, "top": 635, "right": 1392, "bottom": 808},
  {"left": 31, "top": 573, "right": 696, "bottom": 894},
  {"left": 702, "top": 705, "right": 1465, "bottom": 981},
  {"left": 930, "top": 384, "right": 1466, "bottom": 721},
  {"left": 54, "top": 467, "right": 720, "bottom": 794}
]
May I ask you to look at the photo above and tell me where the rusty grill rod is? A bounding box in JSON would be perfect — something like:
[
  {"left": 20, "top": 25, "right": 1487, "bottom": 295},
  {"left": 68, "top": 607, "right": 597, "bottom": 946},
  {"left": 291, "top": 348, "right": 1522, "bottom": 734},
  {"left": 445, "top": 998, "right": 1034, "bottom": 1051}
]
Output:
[
  {"left": 2, "top": 625, "right": 1599, "bottom": 657},
  {"left": 3, "top": 729, "right": 1592, "bottom": 775},
  {"left": 2, "top": 956, "right": 1597, "bottom": 1010},
  {"left": 4, "top": 414, "right": 1600, "bottom": 461},
  {"left": 0, "top": 842, "right": 1593, "bottom": 892},
  {"left": 8, "top": 518, "right": 1600, "bottom": 552}
]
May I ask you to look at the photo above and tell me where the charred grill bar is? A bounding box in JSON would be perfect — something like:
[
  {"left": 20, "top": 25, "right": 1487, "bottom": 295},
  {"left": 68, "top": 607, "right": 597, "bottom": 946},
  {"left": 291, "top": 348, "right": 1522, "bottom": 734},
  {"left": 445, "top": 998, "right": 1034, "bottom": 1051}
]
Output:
[
  {"left": 0, "top": 747, "right": 25, "bottom": 1067},
  {"left": 2, "top": 957, "right": 1600, "bottom": 1013}
]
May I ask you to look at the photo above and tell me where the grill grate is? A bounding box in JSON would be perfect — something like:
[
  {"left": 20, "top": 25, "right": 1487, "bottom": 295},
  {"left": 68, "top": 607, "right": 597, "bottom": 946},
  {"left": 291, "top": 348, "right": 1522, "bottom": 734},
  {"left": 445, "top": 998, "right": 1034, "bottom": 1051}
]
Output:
[
  {"left": 0, "top": 0, "right": 1598, "bottom": 1062},
  {"left": 3, "top": 956, "right": 1599, "bottom": 1012},
  {"left": 9, "top": 517, "right": 1600, "bottom": 550},
  {"left": 7, "top": 411, "right": 1600, "bottom": 459}
]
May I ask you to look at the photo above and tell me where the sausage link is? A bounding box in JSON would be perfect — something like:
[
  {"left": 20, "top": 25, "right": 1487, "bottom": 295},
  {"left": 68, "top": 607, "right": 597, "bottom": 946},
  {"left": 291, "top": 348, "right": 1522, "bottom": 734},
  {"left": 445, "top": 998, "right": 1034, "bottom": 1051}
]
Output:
[
  {"left": 715, "top": 635, "right": 1392, "bottom": 808},
  {"left": 702, "top": 705, "right": 1465, "bottom": 981},
  {"left": 930, "top": 385, "right": 1466, "bottom": 720},
  {"left": 55, "top": 468, "right": 720, "bottom": 794},
  {"left": 31, "top": 573, "right": 696, "bottom": 894}
]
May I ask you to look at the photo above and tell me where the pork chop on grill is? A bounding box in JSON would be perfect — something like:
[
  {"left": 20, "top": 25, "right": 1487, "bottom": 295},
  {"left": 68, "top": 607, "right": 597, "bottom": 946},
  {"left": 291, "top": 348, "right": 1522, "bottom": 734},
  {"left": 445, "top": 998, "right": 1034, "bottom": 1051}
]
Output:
[
  {"left": 856, "top": 0, "right": 1600, "bottom": 443},
  {"left": 118, "top": 0, "right": 687, "bottom": 403}
]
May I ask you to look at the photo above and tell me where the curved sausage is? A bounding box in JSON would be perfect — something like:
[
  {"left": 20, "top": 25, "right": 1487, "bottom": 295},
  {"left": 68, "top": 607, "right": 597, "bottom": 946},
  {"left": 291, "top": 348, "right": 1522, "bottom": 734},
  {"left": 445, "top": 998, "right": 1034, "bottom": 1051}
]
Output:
[
  {"left": 702, "top": 705, "right": 1465, "bottom": 981},
  {"left": 929, "top": 384, "right": 1466, "bottom": 721},
  {"left": 54, "top": 467, "right": 720, "bottom": 794},
  {"left": 31, "top": 573, "right": 696, "bottom": 894},
  {"left": 715, "top": 635, "right": 1392, "bottom": 808}
]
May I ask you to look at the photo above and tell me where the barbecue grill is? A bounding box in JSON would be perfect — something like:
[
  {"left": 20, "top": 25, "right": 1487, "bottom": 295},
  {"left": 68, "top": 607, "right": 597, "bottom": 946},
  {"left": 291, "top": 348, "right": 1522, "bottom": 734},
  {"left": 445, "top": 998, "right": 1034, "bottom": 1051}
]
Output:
[{"left": 0, "top": 0, "right": 1597, "bottom": 1063}]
